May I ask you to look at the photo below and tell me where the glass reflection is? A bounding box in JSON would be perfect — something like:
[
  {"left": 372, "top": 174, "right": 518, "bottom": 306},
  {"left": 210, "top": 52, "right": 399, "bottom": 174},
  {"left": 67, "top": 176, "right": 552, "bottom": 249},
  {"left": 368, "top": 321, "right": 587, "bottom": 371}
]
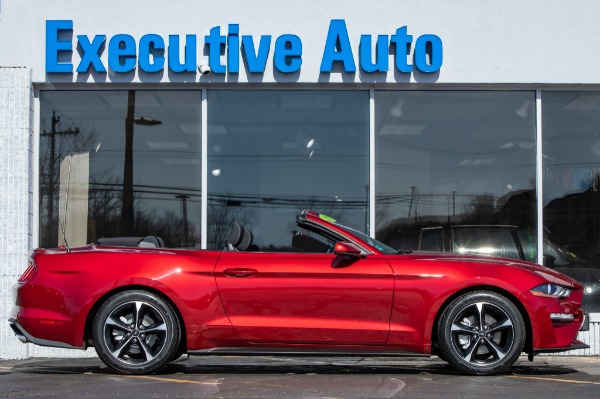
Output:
[
  {"left": 543, "top": 91, "right": 600, "bottom": 311},
  {"left": 39, "top": 91, "right": 202, "bottom": 248},
  {"left": 375, "top": 91, "right": 537, "bottom": 252},
  {"left": 207, "top": 90, "right": 369, "bottom": 250}
]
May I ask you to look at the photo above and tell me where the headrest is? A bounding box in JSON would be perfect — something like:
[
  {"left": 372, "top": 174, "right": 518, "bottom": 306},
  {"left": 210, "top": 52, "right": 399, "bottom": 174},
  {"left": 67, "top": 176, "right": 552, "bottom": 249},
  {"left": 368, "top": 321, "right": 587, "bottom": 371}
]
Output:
[
  {"left": 227, "top": 222, "right": 254, "bottom": 251},
  {"left": 228, "top": 222, "right": 245, "bottom": 247},
  {"left": 237, "top": 228, "right": 253, "bottom": 251},
  {"left": 138, "top": 236, "right": 165, "bottom": 248}
]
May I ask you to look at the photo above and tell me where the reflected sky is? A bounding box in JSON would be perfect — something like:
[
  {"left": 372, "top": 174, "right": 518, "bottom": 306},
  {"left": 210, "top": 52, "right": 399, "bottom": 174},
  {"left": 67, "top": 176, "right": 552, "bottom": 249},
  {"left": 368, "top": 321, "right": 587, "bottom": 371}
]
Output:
[{"left": 375, "top": 91, "right": 537, "bottom": 232}]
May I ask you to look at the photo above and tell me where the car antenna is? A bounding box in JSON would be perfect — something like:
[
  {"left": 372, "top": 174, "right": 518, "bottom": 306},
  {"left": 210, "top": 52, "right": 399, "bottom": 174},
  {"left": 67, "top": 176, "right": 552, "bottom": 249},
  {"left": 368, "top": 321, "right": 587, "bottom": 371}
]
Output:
[{"left": 59, "top": 155, "right": 72, "bottom": 253}]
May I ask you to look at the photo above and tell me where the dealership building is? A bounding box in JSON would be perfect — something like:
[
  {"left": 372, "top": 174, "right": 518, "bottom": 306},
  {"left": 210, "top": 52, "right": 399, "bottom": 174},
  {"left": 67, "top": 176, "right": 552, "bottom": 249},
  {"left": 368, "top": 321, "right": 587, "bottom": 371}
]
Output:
[{"left": 1, "top": 0, "right": 599, "bottom": 358}]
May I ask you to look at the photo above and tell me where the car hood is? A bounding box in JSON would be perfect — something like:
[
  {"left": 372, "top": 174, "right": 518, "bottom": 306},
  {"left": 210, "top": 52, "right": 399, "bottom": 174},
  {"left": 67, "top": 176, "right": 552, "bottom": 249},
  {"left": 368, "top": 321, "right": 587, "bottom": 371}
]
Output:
[{"left": 390, "top": 251, "right": 582, "bottom": 288}]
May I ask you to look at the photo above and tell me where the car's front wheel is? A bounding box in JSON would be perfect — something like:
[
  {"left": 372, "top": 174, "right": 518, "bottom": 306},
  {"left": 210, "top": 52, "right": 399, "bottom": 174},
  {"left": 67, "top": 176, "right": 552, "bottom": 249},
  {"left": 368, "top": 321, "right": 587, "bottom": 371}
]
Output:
[
  {"left": 438, "top": 291, "right": 525, "bottom": 375},
  {"left": 93, "top": 290, "right": 181, "bottom": 374}
]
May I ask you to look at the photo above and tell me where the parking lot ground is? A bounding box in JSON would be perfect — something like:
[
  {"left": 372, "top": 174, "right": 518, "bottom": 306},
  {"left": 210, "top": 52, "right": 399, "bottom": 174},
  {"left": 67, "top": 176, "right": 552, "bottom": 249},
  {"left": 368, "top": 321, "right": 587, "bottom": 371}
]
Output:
[{"left": 0, "top": 355, "right": 599, "bottom": 398}]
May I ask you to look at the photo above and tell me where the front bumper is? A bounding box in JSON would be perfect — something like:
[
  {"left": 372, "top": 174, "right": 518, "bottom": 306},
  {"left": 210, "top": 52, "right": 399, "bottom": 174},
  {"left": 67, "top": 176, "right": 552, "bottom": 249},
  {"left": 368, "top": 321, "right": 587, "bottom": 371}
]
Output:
[
  {"left": 522, "top": 289, "right": 588, "bottom": 353},
  {"left": 532, "top": 339, "right": 589, "bottom": 355}
]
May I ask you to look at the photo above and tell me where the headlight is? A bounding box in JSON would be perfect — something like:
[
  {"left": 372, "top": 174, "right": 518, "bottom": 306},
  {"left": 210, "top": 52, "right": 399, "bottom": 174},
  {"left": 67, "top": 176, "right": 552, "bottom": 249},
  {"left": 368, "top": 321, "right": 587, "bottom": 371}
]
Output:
[{"left": 530, "top": 283, "right": 572, "bottom": 299}]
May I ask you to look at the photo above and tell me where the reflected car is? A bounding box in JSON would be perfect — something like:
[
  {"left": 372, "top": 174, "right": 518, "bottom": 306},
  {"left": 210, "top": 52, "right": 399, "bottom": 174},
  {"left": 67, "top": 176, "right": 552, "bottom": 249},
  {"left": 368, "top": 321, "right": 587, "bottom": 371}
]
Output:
[
  {"left": 9, "top": 211, "right": 588, "bottom": 375},
  {"left": 387, "top": 224, "right": 600, "bottom": 313}
]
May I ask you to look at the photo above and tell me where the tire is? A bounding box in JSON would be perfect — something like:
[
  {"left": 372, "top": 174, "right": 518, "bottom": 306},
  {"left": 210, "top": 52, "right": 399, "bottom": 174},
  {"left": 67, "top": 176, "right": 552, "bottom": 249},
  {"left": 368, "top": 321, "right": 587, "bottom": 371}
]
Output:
[
  {"left": 93, "top": 290, "right": 181, "bottom": 374},
  {"left": 438, "top": 291, "right": 525, "bottom": 375}
]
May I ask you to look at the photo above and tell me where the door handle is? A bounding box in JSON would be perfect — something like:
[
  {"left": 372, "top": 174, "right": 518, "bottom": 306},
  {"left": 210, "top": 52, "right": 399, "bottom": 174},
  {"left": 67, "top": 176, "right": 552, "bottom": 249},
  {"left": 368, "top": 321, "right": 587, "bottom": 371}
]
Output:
[{"left": 223, "top": 268, "right": 258, "bottom": 277}]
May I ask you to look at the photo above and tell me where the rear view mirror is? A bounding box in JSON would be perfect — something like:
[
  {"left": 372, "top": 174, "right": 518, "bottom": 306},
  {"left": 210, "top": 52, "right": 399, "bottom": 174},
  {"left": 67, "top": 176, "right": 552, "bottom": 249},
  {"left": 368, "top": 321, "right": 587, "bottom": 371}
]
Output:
[{"left": 333, "top": 241, "right": 365, "bottom": 258}]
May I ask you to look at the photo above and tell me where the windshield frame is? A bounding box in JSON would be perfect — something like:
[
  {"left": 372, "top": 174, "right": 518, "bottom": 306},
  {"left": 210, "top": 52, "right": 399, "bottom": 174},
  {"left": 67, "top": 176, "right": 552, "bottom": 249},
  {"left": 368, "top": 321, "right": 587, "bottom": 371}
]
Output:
[{"left": 338, "top": 224, "right": 399, "bottom": 254}]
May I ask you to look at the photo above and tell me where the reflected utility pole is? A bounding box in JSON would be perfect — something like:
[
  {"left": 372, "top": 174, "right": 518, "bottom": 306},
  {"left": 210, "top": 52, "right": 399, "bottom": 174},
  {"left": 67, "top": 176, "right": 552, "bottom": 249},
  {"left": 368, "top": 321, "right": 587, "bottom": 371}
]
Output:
[
  {"left": 119, "top": 91, "right": 136, "bottom": 236},
  {"left": 41, "top": 111, "right": 79, "bottom": 244},
  {"left": 119, "top": 90, "right": 161, "bottom": 237},
  {"left": 452, "top": 190, "right": 457, "bottom": 217},
  {"left": 408, "top": 186, "right": 416, "bottom": 219},
  {"left": 176, "top": 194, "right": 191, "bottom": 246}
]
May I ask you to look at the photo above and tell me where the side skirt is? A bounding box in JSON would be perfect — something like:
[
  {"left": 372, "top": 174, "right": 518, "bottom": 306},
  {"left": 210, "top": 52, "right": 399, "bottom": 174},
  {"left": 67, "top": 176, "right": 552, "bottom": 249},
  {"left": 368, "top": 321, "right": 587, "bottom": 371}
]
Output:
[{"left": 188, "top": 347, "right": 430, "bottom": 357}]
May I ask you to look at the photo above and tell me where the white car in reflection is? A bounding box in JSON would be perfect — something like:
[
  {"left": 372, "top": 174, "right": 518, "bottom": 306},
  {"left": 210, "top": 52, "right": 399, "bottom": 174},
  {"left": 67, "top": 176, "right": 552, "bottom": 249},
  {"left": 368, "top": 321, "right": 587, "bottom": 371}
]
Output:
[{"left": 388, "top": 224, "right": 599, "bottom": 313}]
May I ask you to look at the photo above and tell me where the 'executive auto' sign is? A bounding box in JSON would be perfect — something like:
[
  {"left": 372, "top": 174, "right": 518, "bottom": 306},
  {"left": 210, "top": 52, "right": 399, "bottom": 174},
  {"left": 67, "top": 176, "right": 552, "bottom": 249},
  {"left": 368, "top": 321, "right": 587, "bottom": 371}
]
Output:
[{"left": 46, "top": 19, "right": 443, "bottom": 76}]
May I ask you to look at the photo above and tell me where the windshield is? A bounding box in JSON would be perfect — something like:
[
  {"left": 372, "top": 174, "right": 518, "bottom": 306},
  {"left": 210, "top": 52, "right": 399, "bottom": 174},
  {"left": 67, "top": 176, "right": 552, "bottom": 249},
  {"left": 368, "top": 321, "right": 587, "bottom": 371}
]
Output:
[{"left": 337, "top": 224, "right": 400, "bottom": 254}]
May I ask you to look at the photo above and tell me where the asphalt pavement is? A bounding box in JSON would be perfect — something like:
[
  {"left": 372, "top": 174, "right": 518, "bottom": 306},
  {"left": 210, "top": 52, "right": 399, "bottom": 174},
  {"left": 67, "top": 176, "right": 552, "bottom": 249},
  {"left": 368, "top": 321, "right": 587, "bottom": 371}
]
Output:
[{"left": 0, "top": 355, "right": 599, "bottom": 398}]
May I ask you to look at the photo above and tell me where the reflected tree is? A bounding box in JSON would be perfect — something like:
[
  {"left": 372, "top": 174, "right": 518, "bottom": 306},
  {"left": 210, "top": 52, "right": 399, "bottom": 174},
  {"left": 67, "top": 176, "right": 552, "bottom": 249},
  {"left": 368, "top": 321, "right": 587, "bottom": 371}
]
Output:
[
  {"left": 39, "top": 113, "right": 96, "bottom": 247},
  {"left": 208, "top": 199, "right": 255, "bottom": 250},
  {"left": 464, "top": 193, "right": 497, "bottom": 224}
]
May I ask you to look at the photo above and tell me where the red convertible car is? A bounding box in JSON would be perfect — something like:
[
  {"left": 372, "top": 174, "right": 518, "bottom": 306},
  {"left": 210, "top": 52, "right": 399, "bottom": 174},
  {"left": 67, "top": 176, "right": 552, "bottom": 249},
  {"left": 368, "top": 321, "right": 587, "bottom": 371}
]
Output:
[{"left": 9, "top": 210, "right": 588, "bottom": 375}]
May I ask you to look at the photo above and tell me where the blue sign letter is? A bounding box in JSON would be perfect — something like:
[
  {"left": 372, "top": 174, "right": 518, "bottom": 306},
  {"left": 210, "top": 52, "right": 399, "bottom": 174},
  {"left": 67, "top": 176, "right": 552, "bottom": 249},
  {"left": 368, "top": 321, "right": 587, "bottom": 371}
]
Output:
[
  {"left": 320, "top": 20, "right": 356, "bottom": 73},
  {"left": 241, "top": 35, "right": 271, "bottom": 73},
  {"left": 139, "top": 34, "right": 165, "bottom": 73},
  {"left": 205, "top": 26, "right": 226, "bottom": 74},
  {"left": 168, "top": 35, "right": 197, "bottom": 73},
  {"left": 274, "top": 35, "right": 302, "bottom": 73},
  {"left": 390, "top": 26, "right": 413, "bottom": 73},
  {"left": 414, "top": 34, "right": 443, "bottom": 73},
  {"left": 359, "top": 35, "right": 389, "bottom": 73},
  {"left": 76, "top": 35, "right": 106, "bottom": 73},
  {"left": 227, "top": 24, "right": 240, "bottom": 74},
  {"left": 46, "top": 20, "right": 73, "bottom": 73},
  {"left": 108, "top": 34, "right": 137, "bottom": 73}
]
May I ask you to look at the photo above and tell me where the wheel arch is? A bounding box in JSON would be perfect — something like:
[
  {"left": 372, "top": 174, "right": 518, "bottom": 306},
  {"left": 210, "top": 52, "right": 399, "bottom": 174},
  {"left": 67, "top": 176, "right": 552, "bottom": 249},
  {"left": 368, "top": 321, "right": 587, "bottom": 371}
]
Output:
[
  {"left": 83, "top": 285, "right": 187, "bottom": 354},
  {"left": 430, "top": 285, "right": 533, "bottom": 356}
]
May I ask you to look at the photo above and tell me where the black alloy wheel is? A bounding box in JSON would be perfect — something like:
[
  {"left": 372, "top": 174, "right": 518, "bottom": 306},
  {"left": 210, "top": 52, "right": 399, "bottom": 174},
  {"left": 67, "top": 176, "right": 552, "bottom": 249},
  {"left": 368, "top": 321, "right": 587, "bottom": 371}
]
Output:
[
  {"left": 438, "top": 291, "right": 525, "bottom": 375},
  {"left": 93, "top": 290, "right": 181, "bottom": 374}
]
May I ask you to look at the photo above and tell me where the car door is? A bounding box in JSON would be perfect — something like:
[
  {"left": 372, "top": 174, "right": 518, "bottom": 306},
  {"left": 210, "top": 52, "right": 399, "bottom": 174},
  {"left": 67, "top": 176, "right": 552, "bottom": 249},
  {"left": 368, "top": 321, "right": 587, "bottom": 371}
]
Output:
[{"left": 214, "top": 251, "right": 394, "bottom": 345}]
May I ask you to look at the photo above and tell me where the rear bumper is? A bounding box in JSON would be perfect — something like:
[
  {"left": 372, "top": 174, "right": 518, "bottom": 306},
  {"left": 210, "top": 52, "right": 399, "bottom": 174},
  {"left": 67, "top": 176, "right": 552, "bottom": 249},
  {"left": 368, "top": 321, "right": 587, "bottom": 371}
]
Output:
[{"left": 8, "top": 318, "right": 83, "bottom": 350}]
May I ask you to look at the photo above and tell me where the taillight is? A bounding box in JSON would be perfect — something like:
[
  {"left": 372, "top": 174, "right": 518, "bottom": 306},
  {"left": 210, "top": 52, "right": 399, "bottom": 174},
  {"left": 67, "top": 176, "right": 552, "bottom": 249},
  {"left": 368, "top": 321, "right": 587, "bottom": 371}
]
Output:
[{"left": 18, "top": 260, "right": 38, "bottom": 283}]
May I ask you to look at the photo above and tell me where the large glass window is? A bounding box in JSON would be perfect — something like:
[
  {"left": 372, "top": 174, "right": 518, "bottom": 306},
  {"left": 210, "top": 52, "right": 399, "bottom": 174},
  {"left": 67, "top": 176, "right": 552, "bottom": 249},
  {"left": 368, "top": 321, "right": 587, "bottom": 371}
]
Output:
[
  {"left": 207, "top": 90, "right": 369, "bottom": 250},
  {"left": 543, "top": 91, "right": 600, "bottom": 311},
  {"left": 375, "top": 91, "right": 537, "bottom": 251},
  {"left": 39, "top": 91, "right": 202, "bottom": 248}
]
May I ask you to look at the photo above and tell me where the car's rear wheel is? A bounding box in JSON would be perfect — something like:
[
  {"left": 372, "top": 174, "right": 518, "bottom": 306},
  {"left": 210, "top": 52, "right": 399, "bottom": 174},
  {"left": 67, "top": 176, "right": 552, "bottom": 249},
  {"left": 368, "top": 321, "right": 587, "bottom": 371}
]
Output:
[
  {"left": 93, "top": 290, "right": 180, "bottom": 374},
  {"left": 438, "top": 291, "right": 525, "bottom": 375}
]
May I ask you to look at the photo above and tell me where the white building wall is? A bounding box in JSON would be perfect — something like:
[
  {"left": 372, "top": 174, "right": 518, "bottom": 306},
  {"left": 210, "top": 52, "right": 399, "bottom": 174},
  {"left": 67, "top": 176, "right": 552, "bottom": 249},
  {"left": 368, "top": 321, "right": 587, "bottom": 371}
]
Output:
[{"left": 0, "top": 67, "right": 32, "bottom": 359}]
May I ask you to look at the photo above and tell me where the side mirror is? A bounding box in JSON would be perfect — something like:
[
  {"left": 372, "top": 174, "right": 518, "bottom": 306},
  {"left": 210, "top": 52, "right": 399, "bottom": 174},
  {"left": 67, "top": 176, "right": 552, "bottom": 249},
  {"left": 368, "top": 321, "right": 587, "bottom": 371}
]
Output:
[{"left": 333, "top": 241, "right": 365, "bottom": 258}]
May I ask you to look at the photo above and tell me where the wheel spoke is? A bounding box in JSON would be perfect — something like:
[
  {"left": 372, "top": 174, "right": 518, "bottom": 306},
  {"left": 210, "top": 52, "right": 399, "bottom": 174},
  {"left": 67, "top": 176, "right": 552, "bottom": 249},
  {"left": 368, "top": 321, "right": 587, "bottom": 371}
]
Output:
[
  {"left": 105, "top": 315, "right": 131, "bottom": 332},
  {"left": 143, "top": 321, "right": 167, "bottom": 334},
  {"left": 484, "top": 337, "right": 508, "bottom": 360},
  {"left": 451, "top": 322, "right": 475, "bottom": 335},
  {"left": 487, "top": 318, "right": 513, "bottom": 334},
  {"left": 133, "top": 301, "right": 145, "bottom": 326},
  {"left": 138, "top": 338, "right": 156, "bottom": 361},
  {"left": 462, "top": 339, "right": 483, "bottom": 362},
  {"left": 111, "top": 335, "right": 134, "bottom": 359},
  {"left": 474, "top": 302, "right": 485, "bottom": 328}
]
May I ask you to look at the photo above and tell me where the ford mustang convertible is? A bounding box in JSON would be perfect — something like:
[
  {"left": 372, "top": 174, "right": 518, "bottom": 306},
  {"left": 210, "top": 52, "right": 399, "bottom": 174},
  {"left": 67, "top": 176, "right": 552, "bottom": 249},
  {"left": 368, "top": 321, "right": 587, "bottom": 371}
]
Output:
[{"left": 9, "top": 210, "right": 588, "bottom": 375}]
